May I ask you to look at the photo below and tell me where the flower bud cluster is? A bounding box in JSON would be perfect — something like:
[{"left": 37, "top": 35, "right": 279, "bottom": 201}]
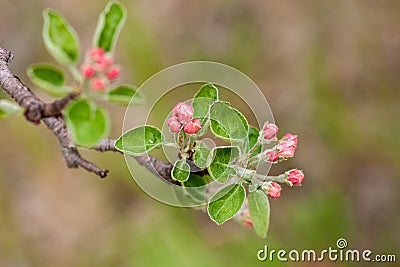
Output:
[
  {"left": 265, "top": 132, "right": 298, "bottom": 163},
  {"left": 81, "top": 47, "right": 121, "bottom": 92},
  {"left": 167, "top": 102, "right": 202, "bottom": 135}
]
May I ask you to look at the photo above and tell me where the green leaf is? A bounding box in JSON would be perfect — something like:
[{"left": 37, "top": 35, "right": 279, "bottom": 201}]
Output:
[
  {"left": 193, "top": 83, "right": 219, "bottom": 120},
  {"left": 93, "top": 1, "right": 126, "bottom": 52},
  {"left": 210, "top": 102, "right": 249, "bottom": 147},
  {"left": 207, "top": 183, "right": 246, "bottom": 225},
  {"left": 193, "top": 141, "right": 211, "bottom": 169},
  {"left": 0, "top": 100, "right": 21, "bottom": 119},
  {"left": 248, "top": 126, "right": 259, "bottom": 149},
  {"left": 115, "top": 126, "right": 164, "bottom": 156},
  {"left": 208, "top": 146, "right": 239, "bottom": 183},
  {"left": 248, "top": 190, "right": 270, "bottom": 238},
  {"left": 64, "top": 99, "right": 110, "bottom": 147},
  {"left": 43, "top": 9, "right": 79, "bottom": 65},
  {"left": 27, "top": 64, "right": 72, "bottom": 97},
  {"left": 232, "top": 107, "right": 249, "bottom": 133},
  {"left": 172, "top": 159, "right": 190, "bottom": 182},
  {"left": 192, "top": 83, "right": 219, "bottom": 136},
  {"left": 107, "top": 85, "right": 144, "bottom": 106},
  {"left": 248, "top": 126, "right": 262, "bottom": 154}
]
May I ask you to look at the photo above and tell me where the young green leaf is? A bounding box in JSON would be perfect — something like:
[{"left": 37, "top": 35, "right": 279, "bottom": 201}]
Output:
[
  {"left": 193, "top": 141, "right": 211, "bottom": 169},
  {"left": 172, "top": 158, "right": 190, "bottom": 182},
  {"left": 207, "top": 183, "right": 246, "bottom": 225},
  {"left": 192, "top": 83, "right": 219, "bottom": 136},
  {"left": 248, "top": 126, "right": 262, "bottom": 154},
  {"left": 0, "top": 100, "right": 22, "bottom": 119},
  {"left": 93, "top": 0, "right": 126, "bottom": 52},
  {"left": 43, "top": 9, "right": 79, "bottom": 65},
  {"left": 115, "top": 126, "right": 164, "bottom": 156},
  {"left": 208, "top": 146, "right": 239, "bottom": 183},
  {"left": 232, "top": 107, "right": 249, "bottom": 133},
  {"left": 64, "top": 99, "right": 110, "bottom": 147},
  {"left": 107, "top": 85, "right": 144, "bottom": 106},
  {"left": 210, "top": 102, "right": 249, "bottom": 146},
  {"left": 27, "top": 64, "right": 72, "bottom": 97},
  {"left": 248, "top": 190, "right": 270, "bottom": 238},
  {"left": 248, "top": 126, "right": 259, "bottom": 149},
  {"left": 193, "top": 83, "right": 218, "bottom": 120}
]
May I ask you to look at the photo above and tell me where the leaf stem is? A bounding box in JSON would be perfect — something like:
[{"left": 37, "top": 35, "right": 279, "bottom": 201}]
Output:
[
  {"left": 68, "top": 64, "right": 83, "bottom": 84},
  {"left": 234, "top": 165, "right": 292, "bottom": 186},
  {"left": 253, "top": 173, "right": 292, "bottom": 186},
  {"left": 163, "top": 142, "right": 179, "bottom": 148}
]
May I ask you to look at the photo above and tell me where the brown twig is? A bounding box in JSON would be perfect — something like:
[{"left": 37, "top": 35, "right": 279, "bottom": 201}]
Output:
[
  {"left": 0, "top": 46, "right": 182, "bottom": 183},
  {"left": 93, "top": 138, "right": 178, "bottom": 184},
  {"left": 42, "top": 92, "right": 80, "bottom": 117}
]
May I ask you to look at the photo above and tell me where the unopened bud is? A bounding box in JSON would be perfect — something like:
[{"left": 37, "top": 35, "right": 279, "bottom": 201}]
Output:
[
  {"left": 183, "top": 118, "right": 202, "bottom": 135},
  {"left": 91, "top": 78, "right": 106, "bottom": 92},
  {"left": 107, "top": 65, "right": 121, "bottom": 80},
  {"left": 172, "top": 102, "right": 194, "bottom": 124},
  {"left": 286, "top": 169, "right": 304, "bottom": 186},
  {"left": 263, "top": 122, "right": 278, "bottom": 140},
  {"left": 167, "top": 117, "right": 182, "bottom": 133}
]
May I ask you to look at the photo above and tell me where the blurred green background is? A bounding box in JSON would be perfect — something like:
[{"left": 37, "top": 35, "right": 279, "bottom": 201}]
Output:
[{"left": 0, "top": 0, "right": 399, "bottom": 266}]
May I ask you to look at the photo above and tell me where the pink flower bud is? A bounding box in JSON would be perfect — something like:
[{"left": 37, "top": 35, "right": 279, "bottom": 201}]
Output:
[
  {"left": 266, "top": 182, "right": 281, "bottom": 199},
  {"left": 96, "top": 56, "right": 113, "bottom": 72},
  {"left": 282, "top": 133, "right": 298, "bottom": 148},
  {"left": 167, "top": 117, "right": 182, "bottom": 133},
  {"left": 263, "top": 122, "right": 279, "bottom": 140},
  {"left": 276, "top": 133, "right": 298, "bottom": 159},
  {"left": 172, "top": 102, "right": 194, "bottom": 123},
  {"left": 277, "top": 143, "right": 296, "bottom": 158},
  {"left": 107, "top": 65, "right": 121, "bottom": 80},
  {"left": 89, "top": 47, "right": 105, "bottom": 62},
  {"left": 266, "top": 150, "right": 279, "bottom": 162},
  {"left": 91, "top": 78, "right": 106, "bottom": 92},
  {"left": 183, "top": 118, "right": 202, "bottom": 135},
  {"left": 82, "top": 65, "right": 96, "bottom": 79},
  {"left": 286, "top": 169, "right": 304, "bottom": 186}
]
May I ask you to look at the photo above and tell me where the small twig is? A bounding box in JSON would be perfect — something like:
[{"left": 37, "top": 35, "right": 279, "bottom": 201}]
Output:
[
  {"left": 92, "top": 138, "right": 119, "bottom": 152},
  {"left": 93, "top": 138, "right": 179, "bottom": 184},
  {"left": 42, "top": 92, "right": 80, "bottom": 117},
  {"left": 42, "top": 116, "right": 109, "bottom": 178}
]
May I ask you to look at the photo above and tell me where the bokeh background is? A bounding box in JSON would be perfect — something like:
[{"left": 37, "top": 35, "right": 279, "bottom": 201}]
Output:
[{"left": 1, "top": 0, "right": 399, "bottom": 266}]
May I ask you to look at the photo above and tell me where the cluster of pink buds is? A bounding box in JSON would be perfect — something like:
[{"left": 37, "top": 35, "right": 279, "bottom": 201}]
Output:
[
  {"left": 167, "top": 102, "right": 202, "bottom": 135},
  {"left": 265, "top": 133, "right": 298, "bottom": 163},
  {"left": 81, "top": 47, "right": 121, "bottom": 92},
  {"left": 262, "top": 181, "right": 282, "bottom": 199}
]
